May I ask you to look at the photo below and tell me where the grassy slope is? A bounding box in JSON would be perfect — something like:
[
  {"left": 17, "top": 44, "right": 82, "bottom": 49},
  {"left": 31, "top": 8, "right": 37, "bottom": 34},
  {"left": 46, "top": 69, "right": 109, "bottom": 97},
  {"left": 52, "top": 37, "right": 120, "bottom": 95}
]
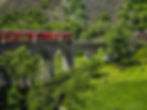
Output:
[
  {"left": 79, "top": 63, "right": 147, "bottom": 110},
  {"left": 73, "top": 47, "right": 147, "bottom": 110}
]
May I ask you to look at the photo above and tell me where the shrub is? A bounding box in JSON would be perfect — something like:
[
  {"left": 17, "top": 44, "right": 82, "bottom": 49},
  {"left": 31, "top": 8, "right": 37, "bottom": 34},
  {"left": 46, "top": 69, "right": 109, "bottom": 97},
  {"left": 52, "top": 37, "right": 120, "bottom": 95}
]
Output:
[{"left": 105, "top": 25, "right": 133, "bottom": 62}]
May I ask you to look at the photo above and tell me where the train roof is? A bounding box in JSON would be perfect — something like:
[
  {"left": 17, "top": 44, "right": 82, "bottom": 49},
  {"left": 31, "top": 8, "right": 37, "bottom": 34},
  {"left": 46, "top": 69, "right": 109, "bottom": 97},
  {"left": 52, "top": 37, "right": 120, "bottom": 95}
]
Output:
[{"left": 0, "top": 30, "right": 71, "bottom": 33}]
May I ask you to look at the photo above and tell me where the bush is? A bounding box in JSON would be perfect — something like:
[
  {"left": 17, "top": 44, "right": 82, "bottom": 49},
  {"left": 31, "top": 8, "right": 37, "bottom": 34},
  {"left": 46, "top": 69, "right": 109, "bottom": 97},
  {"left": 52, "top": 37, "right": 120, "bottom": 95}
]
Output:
[
  {"left": 81, "top": 12, "right": 110, "bottom": 39},
  {"left": 81, "top": 20, "right": 110, "bottom": 39},
  {"left": 119, "top": 0, "right": 147, "bottom": 31},
  {"left": 0, "top": 47, "right": 40, "bottom": 110},
  {"left": 105, "top": 25, "right": 133, "bottom": 62},
  {"left": 65, "top": 0, "right": 86, "bottom": 39}
]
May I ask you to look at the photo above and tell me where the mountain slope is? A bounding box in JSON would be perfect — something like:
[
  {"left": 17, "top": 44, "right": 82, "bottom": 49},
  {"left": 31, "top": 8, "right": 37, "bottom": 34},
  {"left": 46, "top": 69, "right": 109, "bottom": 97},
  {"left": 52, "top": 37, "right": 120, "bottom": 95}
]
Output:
[
  {"left": 83, "top": 0, "right": 124, "bottom": 23},
  {"left": 0, "top": 0, "right": 124, "bottom": 23}
]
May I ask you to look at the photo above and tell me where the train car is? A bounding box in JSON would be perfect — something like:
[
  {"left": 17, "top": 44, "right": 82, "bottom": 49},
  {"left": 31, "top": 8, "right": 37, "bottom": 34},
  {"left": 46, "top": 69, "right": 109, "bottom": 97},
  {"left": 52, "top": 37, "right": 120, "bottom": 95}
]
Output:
[{"left": 0, "top": 30, "right": 72, "bottom": 44}]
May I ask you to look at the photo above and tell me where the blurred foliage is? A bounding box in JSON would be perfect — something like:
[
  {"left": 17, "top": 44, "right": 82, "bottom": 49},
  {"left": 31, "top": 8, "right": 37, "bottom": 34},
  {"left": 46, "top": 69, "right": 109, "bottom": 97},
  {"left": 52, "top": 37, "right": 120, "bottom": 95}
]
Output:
[
  {"left": 0, "top": 47, "right": 101, "bottom": 110},
  {"left": 81, "top": 12, "right": 111, "bottom": 39},
  {"left": 0, "top": 8, "right": 47, "bottom": 30},
  {"left": 0, "top": 0, "right": 147, "bottom": 109},
  {"left": 132, "top": 46, "right": 147, "bottom": 63},
  {"left": 64, "top": 0, "right": 87, "bottom": 39},
  {"left": 27, "top": 55, "right": 101, "bottom": 110},
  {"left": 0, "top": 47, "right": 40, "bottom": 79},
  {"left": 0, "top": 47, "right": 40, "bottom": 110},
  {"left": 119, "top": 0, "right": 147, "bottom": 31},
  {"left": 0, "top": 0, "right": 87, "bottom": 39},
  {"left": 102, "top": 0, "right": 147, "bottom": 63},
  {"left": 104, "top": 25, "right": 133, "bottom": 63},
  {"left": 41, "top": 0, "right": 51, "bottom": 9}
]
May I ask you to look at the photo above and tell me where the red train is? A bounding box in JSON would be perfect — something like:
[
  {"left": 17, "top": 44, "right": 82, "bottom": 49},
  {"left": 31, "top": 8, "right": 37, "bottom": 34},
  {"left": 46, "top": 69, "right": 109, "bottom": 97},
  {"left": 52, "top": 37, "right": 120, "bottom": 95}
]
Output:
[{"left": 0, "top": 30, "right": 72, "bottom": 44}]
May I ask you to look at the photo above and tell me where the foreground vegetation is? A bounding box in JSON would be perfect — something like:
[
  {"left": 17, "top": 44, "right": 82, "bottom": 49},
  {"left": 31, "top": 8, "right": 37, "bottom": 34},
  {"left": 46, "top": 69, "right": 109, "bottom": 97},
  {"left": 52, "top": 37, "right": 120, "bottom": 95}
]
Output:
[
  {"left": 66, "top": 46, "right": 147, "bottom": 110},
  {"left": 0, "top": 46, "right": 147, "bottom": 110}
]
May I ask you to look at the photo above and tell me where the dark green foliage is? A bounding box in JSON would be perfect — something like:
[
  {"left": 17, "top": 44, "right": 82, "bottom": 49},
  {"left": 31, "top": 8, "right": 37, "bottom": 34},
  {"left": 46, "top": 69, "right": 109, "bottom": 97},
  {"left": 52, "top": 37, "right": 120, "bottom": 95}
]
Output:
[
  {"left": 0, "top": 47, "right": 101, "bottom": 110},
  {"left": 100, "top": 12, "right": 111, "bottom": 22},
  {"left": 81, "top": 13, "right": 110, "bottom": 39},
  {"left": 0, "top": 47, "right": 40, "bottom": 77},
  {"left": 105, "top": 25, "right": 133, "bottom": 62},
  {"left": 0, "top": 47, "right": 40, "bottom": 110},
  {"left": 0, "top": 8, "right": 47, "bottom": 30},
  {"left": 60, "top": 57, "right": 101, "bottom": 110},
  {"left": 0, "top": 8, "right": 69, "bottom": 31},
  {"left": 65, "top": 0, "right": 87, "bottom": 39},
  {"left": 65, "top": 0, "right": 85, "bottom": 17},
  {"left": 27, "top": 56, "right": 101, "bottom": 110},
  {"left": 119, "top": 0, "right": 147, "bottom": 31},
  {"left": 104, "top": 0, "right": 147, "bottom": 63},
  {"left": 41, "top": 0, "right": 51, "bottom": 9}
]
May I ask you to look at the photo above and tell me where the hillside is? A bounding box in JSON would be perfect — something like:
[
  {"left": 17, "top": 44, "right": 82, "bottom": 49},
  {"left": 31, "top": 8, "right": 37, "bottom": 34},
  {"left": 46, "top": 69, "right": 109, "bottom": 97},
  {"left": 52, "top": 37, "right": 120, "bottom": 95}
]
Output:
[
  {"left": 83, "top": 0, "right": 124, "bottom": 23},
  {"left": 0, "top": 0, "right": 124, "bottom": 23},
  {"left": 0, "top": 0, "right": 40, "bottom": 13},
  {"left": 65, "top": 46, "right": 147, "bottom": 110}
]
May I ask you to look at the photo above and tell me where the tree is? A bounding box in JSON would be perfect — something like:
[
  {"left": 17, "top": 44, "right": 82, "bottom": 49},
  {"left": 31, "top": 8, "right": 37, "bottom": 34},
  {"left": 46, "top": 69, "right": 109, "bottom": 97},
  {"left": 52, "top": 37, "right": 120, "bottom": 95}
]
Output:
[
  {"left": 119, "top": 0, "right": 147, "bottom": 31},
  {"left": 81, "top": 12, "right": 111, "bottom": 39},
  {"left": 64, "top": 0, "right": 87, "bottom": 39},
  {"left": 105, "top": 25, "right": 133, "bottom": 63},
  {"left": 0, "top": 47, "right": 40, "bottom": 110}
]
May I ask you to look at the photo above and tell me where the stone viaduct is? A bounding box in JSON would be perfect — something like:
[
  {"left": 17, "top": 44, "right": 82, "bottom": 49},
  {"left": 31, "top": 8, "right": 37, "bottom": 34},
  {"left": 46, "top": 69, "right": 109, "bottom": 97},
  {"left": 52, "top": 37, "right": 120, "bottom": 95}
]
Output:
[{"left": 0, "top": 40, "right": 105, "bottom": 77}]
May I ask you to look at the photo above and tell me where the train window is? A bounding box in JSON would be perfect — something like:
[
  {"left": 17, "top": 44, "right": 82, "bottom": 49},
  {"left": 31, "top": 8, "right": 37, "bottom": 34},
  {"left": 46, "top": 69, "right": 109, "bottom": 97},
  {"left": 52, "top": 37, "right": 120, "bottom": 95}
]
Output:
[
  {"left": 44, "top": 33, "right": 51, "bottom": 40},
  {"left": 6, "top": 32, "right": 14, "bottom": 42},
  {"left": 52, "top": 33, "right": 57, "bottom": 40},
  {"left": 57, "top": 33, "right": 63, "bottom": 41},
  {"left": 63, "top": 34, "right": 67, "bottom": 40},
  {"left": 66, "top": 33, "right": 72, "bottom": 40},
  {"left": 26, "top": 32, "right": 34, "bottom": 42},
  {"left": 0, "top": 33, "right": 2, "bottom": 41},
  {"left": 37, "top": 33, "right": 45, "bottom": 41},
  {"left": 20, "top": 33, "right": 29, "bottom": 42},
  {"left": 0, "top": 32, "right": 6, "bottom": 44}
]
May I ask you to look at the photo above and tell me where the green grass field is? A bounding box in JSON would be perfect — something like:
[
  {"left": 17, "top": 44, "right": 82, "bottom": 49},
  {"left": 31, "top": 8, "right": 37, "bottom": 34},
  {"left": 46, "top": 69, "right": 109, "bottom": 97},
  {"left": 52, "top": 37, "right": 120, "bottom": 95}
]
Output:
[
  {"left": 68, "top": 46, "right": 147, "bottom": 110},
  {"left": 78, "top": 63, "right": 147, "bottom": 110}
]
